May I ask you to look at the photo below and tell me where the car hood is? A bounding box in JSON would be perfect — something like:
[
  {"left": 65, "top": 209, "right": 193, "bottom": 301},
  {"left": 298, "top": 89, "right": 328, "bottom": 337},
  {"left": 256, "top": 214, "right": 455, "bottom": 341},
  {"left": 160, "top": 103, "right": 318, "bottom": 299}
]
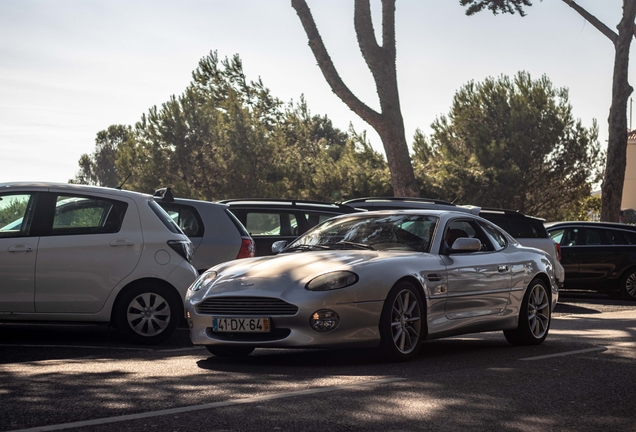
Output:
[{"left": 196, "top": 250, "right": 423, "bottom": 297}]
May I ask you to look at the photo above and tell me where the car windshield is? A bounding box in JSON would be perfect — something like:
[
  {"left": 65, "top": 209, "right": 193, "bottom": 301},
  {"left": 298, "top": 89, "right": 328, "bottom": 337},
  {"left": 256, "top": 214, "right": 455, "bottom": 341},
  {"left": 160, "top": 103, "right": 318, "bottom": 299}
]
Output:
[{"left": 284, "top": 214, "right": 438, "bottom": 253}]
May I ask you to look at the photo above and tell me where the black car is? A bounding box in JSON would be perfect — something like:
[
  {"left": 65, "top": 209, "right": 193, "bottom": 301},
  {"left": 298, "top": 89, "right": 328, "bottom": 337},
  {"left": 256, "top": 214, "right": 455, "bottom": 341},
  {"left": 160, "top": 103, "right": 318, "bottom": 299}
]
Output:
[
  {"left": 545, "top": 221, "right": 636, "bottom": 300},
  {"left": 220, "top": 199, "right": 362, "bottom": 256}
]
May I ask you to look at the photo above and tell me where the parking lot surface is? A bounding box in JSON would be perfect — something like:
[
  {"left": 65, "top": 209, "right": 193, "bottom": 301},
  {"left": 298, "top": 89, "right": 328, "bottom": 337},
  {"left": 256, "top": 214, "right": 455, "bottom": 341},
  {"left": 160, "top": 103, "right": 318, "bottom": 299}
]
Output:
[{"left": 1, "top": 292, "right": 635, "bottom": 432}]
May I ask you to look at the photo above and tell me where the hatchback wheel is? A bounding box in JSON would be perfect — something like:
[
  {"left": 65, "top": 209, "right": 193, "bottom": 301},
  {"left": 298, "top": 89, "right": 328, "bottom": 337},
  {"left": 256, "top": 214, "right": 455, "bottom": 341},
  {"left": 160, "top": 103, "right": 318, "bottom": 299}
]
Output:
[
  {"left": 379, "top": 281, "right": 424, "bottom": 362},
  {"left": 621, "top": 269, "right": 636, "bottom": 301},
  {"left": 114, "top": 282, "right": 181, "bottom": 345},
  {"left": 504, "top": 278, "right": 551, "bottom": 345}
]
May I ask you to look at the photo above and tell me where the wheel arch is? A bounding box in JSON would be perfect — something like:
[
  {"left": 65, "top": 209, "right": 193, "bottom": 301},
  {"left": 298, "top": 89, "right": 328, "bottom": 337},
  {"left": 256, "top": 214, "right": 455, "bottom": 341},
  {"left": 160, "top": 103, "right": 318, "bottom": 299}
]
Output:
[{"left": 110, "top": 277, "right": 185, "bottom": 325}]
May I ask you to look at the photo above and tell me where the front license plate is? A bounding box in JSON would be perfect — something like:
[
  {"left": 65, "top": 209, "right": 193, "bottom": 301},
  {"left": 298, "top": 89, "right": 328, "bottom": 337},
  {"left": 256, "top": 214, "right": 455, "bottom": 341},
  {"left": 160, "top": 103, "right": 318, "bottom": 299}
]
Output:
[{"left": 212, "top": 317, "right": 271, "bottom": 333}]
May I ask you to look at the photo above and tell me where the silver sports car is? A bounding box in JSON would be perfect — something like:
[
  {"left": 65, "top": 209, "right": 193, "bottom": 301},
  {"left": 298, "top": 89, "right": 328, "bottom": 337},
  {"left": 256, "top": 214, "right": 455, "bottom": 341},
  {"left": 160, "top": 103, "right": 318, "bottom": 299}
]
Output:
[{"left": 185, "top": 210, "right": 559, "bottom": 361}]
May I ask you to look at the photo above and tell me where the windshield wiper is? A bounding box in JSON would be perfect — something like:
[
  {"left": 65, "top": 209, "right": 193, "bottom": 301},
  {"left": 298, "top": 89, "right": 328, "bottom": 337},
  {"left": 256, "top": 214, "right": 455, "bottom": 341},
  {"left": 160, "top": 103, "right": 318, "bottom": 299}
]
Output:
[
  {"left": 334, "top": 241, "right": 375, "bottom": 250},
  {"left": 284, "top": 244, "right": 333, "bottom": 252}
]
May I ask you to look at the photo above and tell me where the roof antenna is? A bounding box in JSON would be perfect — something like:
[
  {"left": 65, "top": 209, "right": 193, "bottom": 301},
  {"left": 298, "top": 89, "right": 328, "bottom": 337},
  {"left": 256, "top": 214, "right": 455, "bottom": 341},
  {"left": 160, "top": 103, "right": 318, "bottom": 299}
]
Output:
[{"left": 115, "top": 173, "right": 131, "bottom": 190}]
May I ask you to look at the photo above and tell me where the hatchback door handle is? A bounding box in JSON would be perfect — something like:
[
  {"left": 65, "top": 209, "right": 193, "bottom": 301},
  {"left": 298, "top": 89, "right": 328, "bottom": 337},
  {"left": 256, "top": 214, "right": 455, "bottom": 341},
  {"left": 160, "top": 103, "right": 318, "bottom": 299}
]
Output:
[
  {"left": 110, "top": 239, "right": 135, "bottom": 247},
  {"left": 8, "top": 244, "right": 34, "bottom": 253},
  {"left": 498, "top": 265, "right": 509, "bottom": 273}
]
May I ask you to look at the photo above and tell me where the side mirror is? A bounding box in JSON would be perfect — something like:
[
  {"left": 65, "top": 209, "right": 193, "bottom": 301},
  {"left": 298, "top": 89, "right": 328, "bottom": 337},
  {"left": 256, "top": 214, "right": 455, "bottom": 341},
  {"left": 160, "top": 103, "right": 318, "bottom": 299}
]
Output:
[
  {"left": 271, "top": 240, "right": 288, "bottom": 254},
  {"left": 450, "top": 238, "right": 481, "bottom": 253}
]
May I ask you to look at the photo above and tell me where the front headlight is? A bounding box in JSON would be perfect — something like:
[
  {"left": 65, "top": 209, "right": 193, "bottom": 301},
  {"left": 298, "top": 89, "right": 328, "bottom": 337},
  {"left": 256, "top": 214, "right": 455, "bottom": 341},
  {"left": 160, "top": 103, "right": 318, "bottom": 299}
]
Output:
[
  {"left": 305, "top": 271, "right": 358, "bottom": 291},
  {"left": 189, "top": 270, "right": 218, "bottom": 292}
]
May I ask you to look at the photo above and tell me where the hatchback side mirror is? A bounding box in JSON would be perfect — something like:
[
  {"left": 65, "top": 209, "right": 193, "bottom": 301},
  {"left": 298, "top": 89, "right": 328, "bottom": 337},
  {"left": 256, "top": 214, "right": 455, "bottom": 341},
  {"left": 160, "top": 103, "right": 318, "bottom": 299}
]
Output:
[{"left": 271, "top": 240, "right": 288, "bottom": 254}]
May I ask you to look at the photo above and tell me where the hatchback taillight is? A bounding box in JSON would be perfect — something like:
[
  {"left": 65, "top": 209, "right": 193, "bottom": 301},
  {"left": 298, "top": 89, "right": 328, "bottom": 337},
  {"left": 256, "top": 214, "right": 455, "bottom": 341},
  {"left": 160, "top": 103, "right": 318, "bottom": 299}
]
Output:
[
  {"left": 237, "top": 238, "right": 256, "bottom": 259},
  {"left": 554, "top": 242, "right": 562, "bottom": 261},
  {"left": 168, "top": 239, "right": 194, "bottom": 264}
]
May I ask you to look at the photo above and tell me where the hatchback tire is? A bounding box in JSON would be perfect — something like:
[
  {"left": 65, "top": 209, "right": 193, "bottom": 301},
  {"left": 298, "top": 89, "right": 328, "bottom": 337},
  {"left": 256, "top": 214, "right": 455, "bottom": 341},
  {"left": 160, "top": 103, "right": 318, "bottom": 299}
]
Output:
[
  {"left": 114, "top": 282, "right": 182, "bottom": 345},
  {"left": 504, "top": 278, "right": 551, "bottom": 345}
]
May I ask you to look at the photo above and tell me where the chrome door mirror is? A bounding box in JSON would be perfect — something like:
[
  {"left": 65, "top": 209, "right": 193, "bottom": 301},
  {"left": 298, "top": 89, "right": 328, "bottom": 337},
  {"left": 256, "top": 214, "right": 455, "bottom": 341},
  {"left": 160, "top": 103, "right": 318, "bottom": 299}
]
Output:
[
  {"left": 450, "top": 238, "right": 481, "bottom": 252},
  {"left": 271, "top": 240, "right": 288, "bottom": 254}
]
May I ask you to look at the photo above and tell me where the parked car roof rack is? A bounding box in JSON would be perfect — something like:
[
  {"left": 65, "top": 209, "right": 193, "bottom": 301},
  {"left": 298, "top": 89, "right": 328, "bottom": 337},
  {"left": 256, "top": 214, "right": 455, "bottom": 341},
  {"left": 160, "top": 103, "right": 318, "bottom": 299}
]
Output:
[
  {"left": 478, "top": 207, "right": 546, "bottom": 221},
  {"left": 219, "top": 198, "right": 358, "bottom": 211},
  {"left": 341, "top": 196, "right": 456, "bottom": 206}
]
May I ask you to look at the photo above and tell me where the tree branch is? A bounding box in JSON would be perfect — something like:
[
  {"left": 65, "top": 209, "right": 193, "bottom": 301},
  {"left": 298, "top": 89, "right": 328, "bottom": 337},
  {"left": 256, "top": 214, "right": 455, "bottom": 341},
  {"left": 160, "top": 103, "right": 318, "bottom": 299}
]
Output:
[
  {"left": 291, "top": 0, "right": 382, "bottom": 126},
  {"left": 561, "top": 0, "right": 617, "bottom": 44}
]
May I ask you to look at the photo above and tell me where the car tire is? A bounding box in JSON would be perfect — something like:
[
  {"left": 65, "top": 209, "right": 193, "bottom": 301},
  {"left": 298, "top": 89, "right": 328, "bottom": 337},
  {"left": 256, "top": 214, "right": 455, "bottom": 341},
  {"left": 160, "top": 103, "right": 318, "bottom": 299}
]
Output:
[
  {"left": 379, "top": 281, "right": 425, "bottom": 362},
  {"left": 205, "top": 345, "right": 255, "bottom": 357},
  {"left": 620, "top": 269, "right": 636, "bottom": 301},
  {"left": 504, "top": 278, "right": 551, "bottom": 346},
  {"left": 114, "top": 282, "right": 182, "bottom": 345}
]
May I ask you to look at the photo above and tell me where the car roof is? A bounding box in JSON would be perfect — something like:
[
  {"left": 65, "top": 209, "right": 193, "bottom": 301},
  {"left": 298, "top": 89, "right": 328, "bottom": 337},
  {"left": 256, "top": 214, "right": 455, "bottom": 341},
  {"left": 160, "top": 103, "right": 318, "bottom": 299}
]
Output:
[
  {"left": 0, "top": 182, "right": 151, "bottom": 199},
  {"left": 545, "top": 221, "right": 636, "bottom": 231},
  {"left": 340, "top": 196, "right": 481, "bottom": 215}
]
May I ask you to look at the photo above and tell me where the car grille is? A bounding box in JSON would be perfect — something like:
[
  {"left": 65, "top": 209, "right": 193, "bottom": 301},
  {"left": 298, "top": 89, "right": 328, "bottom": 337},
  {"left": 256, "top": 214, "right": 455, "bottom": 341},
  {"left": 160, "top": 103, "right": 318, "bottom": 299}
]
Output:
[{"left": 196, "top": 297, "right": 299, "bottom": 316}]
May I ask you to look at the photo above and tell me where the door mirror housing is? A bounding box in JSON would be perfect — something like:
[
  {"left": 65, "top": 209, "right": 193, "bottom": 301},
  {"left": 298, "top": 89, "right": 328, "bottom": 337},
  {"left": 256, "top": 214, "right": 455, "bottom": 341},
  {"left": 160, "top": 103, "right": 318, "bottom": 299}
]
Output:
[
  {"left": 271, "top": 240, "right": 288, "bottom": 254},
  {"left": 449, "top": 238, "right": 481, "bottom": 253}
]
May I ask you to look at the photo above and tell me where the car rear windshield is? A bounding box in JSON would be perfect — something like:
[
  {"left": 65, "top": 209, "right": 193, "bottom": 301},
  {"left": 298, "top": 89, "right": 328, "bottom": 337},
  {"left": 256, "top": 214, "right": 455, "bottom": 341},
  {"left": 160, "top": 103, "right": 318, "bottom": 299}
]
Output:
[{"left": 479, "top": 213, "right": 548, "bottom": 239}]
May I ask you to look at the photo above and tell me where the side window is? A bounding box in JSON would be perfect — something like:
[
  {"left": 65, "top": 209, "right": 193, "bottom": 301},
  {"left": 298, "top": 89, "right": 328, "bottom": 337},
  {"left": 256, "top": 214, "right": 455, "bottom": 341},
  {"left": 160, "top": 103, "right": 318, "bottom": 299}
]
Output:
[
  {"left": 560, "top": 228, "right": 579, "bottom": 246},
  {"left": 0, "top": 193, "right": 37, "bottom": 238},
  {"left": 603, "top": 229, "right": 626, "bottom": 245},
  {"left": 584, "top": 229, "right": 602, "bottom": 245},
  {"left": 622, "top": 230, "right": 636, "bottom": 244},
  {"left": 444, "top": 220, "right": 493, "bottom": 251},
  {"left": 245, "top": 212, "right": 299, "bottom": 236},
  {"left": 49, "top": 195, "right": 127, "bottom": 235},
  {"left": 549, "top": 229, "right": 564, "bottom": 244},
  {"left": 305, "top": 212, "right": 335, "bottom": 229},
  {"left": 479, "top": 222, "right": 507, "bottom": 251}
]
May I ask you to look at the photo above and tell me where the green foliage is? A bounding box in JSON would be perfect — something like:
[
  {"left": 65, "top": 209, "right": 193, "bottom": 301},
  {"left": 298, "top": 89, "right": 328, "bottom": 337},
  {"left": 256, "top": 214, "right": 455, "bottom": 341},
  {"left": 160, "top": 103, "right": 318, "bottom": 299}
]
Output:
[
  {"left": 559, "top": 195, "right": 602, "bottom": 222},
  {"left": 412, "top": 72, "right": 603, "bottom": 220},
  {"left": 460, "top": 0, "right": 534, "bottom": 16},
  {"left": 70, "top": 125, "right": 132, "bottom": 187},
  {"left": 76, "top": 51, "right": 391, "bottom": 201}
]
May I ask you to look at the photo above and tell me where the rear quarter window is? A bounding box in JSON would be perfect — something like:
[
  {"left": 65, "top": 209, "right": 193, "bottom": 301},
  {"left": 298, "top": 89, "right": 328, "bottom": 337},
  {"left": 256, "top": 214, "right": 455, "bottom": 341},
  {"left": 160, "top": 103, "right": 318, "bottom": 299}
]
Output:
[{"left": 148, "top": 200, "right": 182, "bottom": 234}]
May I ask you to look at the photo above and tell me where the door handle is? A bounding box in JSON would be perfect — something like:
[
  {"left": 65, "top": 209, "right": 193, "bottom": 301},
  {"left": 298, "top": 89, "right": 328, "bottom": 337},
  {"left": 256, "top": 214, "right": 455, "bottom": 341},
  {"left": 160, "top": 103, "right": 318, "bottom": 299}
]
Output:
[
  {"left": 498, "top": 265, "right": 509, "bottom": 273},
  {"left": 110, "top": 239, "right": 135, "bottom": 247},
  {"left": 8, "top": 244, "right": 34, "bottom": 253}
]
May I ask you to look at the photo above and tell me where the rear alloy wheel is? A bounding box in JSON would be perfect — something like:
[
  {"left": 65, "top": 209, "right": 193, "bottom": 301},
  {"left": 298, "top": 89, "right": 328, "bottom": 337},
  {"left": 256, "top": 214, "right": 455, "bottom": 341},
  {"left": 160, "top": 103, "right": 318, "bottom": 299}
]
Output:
[
  {"left": 621, "top": 270, "right": 636, "bottom": 301},
  {"left": 114, "top": 283, "right": 181, "bottom": 345},
  {"left": 206, "top": 345, "right": 255, "bottom": 358},
  {"left": 504, "top": 278, "right": 551, "bottom": 346},
  {"left": 379, "top": 281, "right": 424, "bottom": 362}
]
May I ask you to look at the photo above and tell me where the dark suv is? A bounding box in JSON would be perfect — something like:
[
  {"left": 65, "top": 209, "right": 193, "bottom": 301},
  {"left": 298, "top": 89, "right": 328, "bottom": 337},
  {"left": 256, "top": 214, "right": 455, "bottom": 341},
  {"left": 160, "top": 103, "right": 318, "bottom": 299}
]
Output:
[
  {"left": 342, "top": 197, "right": 565, "bottom": 286},
  {"left": 220, "top": 199, "right": 362, "bottom": 256}
]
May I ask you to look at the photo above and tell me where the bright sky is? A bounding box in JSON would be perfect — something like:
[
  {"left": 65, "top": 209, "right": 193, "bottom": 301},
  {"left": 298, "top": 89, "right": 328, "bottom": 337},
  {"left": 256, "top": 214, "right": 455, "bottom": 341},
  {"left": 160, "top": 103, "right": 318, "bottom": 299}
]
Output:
[{"left": 0, "top": 0, "right": 627, "bottom": 185}]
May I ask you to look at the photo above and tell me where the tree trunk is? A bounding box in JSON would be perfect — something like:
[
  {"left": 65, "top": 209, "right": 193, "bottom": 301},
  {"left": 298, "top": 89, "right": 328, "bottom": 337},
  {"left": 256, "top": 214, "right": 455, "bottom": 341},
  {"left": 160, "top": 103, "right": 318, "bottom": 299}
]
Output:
[
  {"left": 291, "top": 0, "right": 419, "bottom": 197},
  {"left": 601, "top": 0, "right": 636, "bottom": 222},
  {"left": 562, "top": 0, "right": 636, "bottom": 222}
]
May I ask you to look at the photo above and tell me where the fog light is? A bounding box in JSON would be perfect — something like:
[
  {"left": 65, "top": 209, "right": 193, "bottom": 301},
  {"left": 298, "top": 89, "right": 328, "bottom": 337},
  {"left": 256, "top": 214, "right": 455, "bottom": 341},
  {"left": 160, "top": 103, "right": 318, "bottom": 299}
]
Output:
[{"left": 310, "top": 309, "right": 339, "bottom": 333}]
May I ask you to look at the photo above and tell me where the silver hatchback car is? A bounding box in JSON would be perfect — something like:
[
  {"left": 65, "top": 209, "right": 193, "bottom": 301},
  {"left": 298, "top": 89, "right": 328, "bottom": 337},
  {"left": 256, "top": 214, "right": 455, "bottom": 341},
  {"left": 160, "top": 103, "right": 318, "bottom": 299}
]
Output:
[{"left": 0, "top": 182, "right": 198, "bottom": 344}]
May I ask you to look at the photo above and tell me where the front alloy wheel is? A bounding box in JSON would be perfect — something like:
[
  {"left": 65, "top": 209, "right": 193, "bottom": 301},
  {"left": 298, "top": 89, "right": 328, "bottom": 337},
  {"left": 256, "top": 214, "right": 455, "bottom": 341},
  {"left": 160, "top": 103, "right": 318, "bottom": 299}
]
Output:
[
  {"left": 114, "top": 283, "right": 181, "bottom": 345},
  {"left": 379, "top": 282, "right": 424, "bottom": 361},
  {"left": 504, "top": 278, "right": 551, "bottom": 345},
  {"left": 621, "top": 270, "right": 636, "bottom": 301}
]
